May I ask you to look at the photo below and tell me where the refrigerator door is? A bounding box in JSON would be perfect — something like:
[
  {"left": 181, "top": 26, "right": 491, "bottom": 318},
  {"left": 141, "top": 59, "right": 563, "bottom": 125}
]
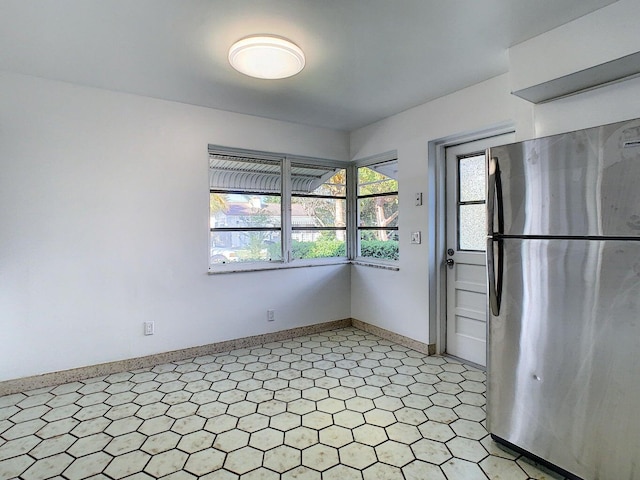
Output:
[
  {"left": 487, "top": 238, "right": 640, "bottom": 480},
  {"left": 488, "top": 118, "right": 640, "bottom": 237}
]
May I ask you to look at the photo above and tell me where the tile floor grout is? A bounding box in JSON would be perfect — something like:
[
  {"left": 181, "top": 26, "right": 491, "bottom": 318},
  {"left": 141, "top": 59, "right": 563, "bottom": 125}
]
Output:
[{"left": 0, "top": 327, "right": 566, "bottom": 479}]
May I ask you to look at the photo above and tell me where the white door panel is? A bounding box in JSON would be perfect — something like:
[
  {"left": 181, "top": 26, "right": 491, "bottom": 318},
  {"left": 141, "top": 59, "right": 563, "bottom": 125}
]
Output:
[{"left": 445, "top": 133, "right": 514, "bottom": 366}]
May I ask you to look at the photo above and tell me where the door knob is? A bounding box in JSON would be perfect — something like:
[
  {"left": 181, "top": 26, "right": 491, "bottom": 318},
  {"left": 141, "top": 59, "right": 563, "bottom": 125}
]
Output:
[{"left": 446, "top": 258, "right": 455, "bottom": 267}]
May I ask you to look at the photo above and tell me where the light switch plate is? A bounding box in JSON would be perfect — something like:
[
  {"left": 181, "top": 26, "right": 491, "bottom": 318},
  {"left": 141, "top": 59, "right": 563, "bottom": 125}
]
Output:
[
  {"left": 415, "top": 192, "right": 423, "bottom": 206},
  {"left": 144, "top": 321, "right": 155, "bottom": 335},
  {"left": 411, "top": 231, "right": 421, "bottom": 244}
]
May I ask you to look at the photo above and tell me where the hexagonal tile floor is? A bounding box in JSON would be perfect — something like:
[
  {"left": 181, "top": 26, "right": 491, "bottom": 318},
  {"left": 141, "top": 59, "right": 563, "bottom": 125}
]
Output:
[{"left": 0, "top": 327, "right": 567, "bottom": 479}]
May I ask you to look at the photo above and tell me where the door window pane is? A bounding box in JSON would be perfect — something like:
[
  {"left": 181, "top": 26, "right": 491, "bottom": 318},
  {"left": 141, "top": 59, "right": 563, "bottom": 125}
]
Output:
[
  {"left": 459, "top": 204, "right": 486, "bottom": 251},
  {"left": 459, "top": 155, "right": 485, "bottom": 202}
]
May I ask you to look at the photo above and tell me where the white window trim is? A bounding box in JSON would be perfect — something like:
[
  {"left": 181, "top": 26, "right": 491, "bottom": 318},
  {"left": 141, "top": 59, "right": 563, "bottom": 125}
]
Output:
[
  {"left": 208, "top": 145, "right": 352, "bottom": 273},
  {"left": 353, "top": 150, "right": 399, "bottom": 269},
  {"left": 208, "top": 146, "right": 399, "bottom": 274}
]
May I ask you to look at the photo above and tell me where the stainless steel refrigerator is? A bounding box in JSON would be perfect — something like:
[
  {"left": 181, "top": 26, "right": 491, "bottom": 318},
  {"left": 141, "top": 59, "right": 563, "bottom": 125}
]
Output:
[{"left": 486, "top": 118, "right": 640, "bottom": 480}]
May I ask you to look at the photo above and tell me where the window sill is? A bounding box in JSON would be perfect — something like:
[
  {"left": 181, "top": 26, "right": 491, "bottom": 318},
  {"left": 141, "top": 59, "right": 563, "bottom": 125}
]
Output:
[
  {"left": 351, "top": 259, "right": 400, "bottom": 271},
  {"left": 208, "top": 257, "right": 400, "bottom": 274},
  {"left": 208, "top": 258, "right": 350, "bottom": 274}
]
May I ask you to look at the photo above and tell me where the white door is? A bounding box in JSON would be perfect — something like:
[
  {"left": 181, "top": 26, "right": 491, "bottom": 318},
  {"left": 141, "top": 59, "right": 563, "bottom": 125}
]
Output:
[{"left": 445, "top": 134, "right": 514, "bottom": 366}]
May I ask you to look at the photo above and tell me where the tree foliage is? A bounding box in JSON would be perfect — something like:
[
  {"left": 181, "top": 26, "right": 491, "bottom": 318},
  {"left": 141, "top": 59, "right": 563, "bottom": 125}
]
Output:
[
  {"left": 294, "top": 169, "right": 347, "bottom": 241},
  {"left": 210, "top": 193, "right": 228, "bottom": 214},
  {"left": 358, "top": 165, "right": 399, "bottom": 242}
]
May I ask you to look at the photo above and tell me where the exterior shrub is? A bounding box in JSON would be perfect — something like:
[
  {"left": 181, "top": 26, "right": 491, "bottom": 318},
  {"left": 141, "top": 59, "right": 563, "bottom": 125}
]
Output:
[
  {"left": 360, "top": 240, "right": 399, "bottom": 261},
  {"left": 270, "top": 239, "right": 398, "bottom": 261}
]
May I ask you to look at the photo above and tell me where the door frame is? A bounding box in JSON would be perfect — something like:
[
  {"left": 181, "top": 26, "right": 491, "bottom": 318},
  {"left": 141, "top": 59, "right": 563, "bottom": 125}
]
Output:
[{"left": 427, "top": 123, "right": 515, "bottom": 359}]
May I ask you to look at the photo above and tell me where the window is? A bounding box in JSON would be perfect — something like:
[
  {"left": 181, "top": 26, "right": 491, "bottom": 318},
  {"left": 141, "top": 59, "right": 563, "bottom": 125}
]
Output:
[
  {"left": 357, "top": 159, "right": 399, "bottom": 262},
  {"left": 457, "top": 153, "right": 485, "bottom": 251},
  {"left": 209, "top": 146, "right": 349, "bottom": 271},
  {"left": 209, "top": 153, "right": 283, "bottom": 264},
  {"left": 291, "top": 163, "right": 347, "bottom": 260}
]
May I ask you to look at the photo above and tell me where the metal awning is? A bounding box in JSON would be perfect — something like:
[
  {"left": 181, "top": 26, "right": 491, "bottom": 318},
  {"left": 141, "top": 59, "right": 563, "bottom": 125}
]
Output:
[
  {"left": 370, "top": 160, "right": 398, "bottom": 180},
  {"left": 209, "top": 154, "right": 342, "bottom": 194}
]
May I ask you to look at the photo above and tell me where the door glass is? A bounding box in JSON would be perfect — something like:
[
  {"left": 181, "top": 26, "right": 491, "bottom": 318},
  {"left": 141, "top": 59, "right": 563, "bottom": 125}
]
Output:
[
  {"left": 459, "top": 156, "right": 485, "bottom": 202},
  {"left": 459, "top": 204, "right": 486, "bottom": 250},
  {"left": 458, "top": 154, "right": 486, "bottom": 251}
]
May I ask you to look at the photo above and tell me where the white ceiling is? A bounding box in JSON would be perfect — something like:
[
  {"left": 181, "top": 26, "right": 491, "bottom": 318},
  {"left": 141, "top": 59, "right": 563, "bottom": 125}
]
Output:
[{"left": 0, "top": 0, "right": 618, "bottom": 131}]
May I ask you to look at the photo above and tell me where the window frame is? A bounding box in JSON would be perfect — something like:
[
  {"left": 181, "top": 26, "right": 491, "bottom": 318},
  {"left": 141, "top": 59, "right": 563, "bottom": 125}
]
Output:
[
  {"left": 353, "top": 152, "right": 399, "bottom": 268},
  {"left": 208, "top": 145, "right": 352, "bottom": 273},
  {"left": 290, "top": 161, "right": 348, "bottom": 262}
]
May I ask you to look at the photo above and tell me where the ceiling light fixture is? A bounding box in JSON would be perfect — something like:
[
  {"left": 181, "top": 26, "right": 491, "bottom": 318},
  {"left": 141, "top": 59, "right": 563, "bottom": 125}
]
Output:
[{"left": 228, "top": 35, "right": 305, "bottom": 79}]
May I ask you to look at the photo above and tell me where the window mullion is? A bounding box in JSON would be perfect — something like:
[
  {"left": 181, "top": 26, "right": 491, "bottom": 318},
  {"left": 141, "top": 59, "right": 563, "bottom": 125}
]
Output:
[
  {"left": 346, "top": 163, "right": 358, "bottom": 260},
  {"left": 281, "top": 157, "right": 292, "bottom": 263}
]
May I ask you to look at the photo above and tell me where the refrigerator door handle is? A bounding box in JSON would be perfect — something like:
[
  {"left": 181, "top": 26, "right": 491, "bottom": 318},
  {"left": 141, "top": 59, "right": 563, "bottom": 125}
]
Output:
[
  {"left": 487, "top": 155, "right": 504, "bottom": 236},
  {"left": 487, "top": 238, "right": 503, "bottom": 315},
  {"left": 487, "top": 154, "right": 503, "bottom": 315}
]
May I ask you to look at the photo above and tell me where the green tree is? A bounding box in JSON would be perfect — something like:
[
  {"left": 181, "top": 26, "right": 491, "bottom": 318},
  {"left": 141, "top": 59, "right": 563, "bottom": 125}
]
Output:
[
  {"left": 239, "top": 196, "right": 281, "bottom": 261},
  {"left": 295, "top": 169, "right": 346, "bottom": 240},
  {"left": 210, "top": 193, "right": 228, "bottom": 215},
  {"left": 358, "top": 166, "right": 398, "bottom": 241}
]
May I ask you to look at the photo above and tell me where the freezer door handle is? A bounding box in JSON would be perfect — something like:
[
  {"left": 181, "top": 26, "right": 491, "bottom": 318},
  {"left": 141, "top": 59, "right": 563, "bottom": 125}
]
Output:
[
  {"left": 487, "top": 238, "right": 503, "bottom": 316},
  {"left": 486, "top": 154, "right": 504, "bottom": 236},
  {"left": 487, "top": 154, "right": 496, "bottom": 236}
]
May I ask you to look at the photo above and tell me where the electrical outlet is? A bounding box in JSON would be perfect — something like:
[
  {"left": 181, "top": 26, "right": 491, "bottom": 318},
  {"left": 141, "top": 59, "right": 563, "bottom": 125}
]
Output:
[
  {"left": 411, "top": 231, "right": 421, "bottom": 244},
  {"left": 267, "top": 310, "right": 275, "bottom": 322},
  {"left": 144, "top": 321, "right": 155, "bottom": 335}
]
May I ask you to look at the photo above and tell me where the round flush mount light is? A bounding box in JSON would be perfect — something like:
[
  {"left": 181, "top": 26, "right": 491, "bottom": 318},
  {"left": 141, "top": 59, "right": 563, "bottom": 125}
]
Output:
[{"left": 228, "top": 35, "right": 305, "bottom": 79}]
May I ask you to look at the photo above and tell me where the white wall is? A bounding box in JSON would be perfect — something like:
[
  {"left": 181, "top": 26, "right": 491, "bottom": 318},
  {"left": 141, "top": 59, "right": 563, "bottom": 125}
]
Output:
[
  {"left": 349, "top": 74, "right": 533, "bottom": 345},
  {"left": 534, "top": 75, "right": 640, "bottom": 137},
  {"left": 4, "top": 0, "right": 640, "bottom": 381},
  {"left": 0, "top": 72, "right": 351, "bottom": 381},
  {"left": 509, "top": 0, "right": 640, "bottom": 137},
  {"left": 349, "top": 0, "right": 640, "bottom": 349},
  {"left": 509, "top": 0, "right": 640, "bottom": 94}
]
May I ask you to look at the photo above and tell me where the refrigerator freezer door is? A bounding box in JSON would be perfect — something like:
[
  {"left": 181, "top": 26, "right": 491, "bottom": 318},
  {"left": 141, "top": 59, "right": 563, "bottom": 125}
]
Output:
[
  {"left": 488, "top": 118, "right": 640, "bottom": 237},
  {"left": 487, "top": 238, "right": 640, "bottom": 480}
]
